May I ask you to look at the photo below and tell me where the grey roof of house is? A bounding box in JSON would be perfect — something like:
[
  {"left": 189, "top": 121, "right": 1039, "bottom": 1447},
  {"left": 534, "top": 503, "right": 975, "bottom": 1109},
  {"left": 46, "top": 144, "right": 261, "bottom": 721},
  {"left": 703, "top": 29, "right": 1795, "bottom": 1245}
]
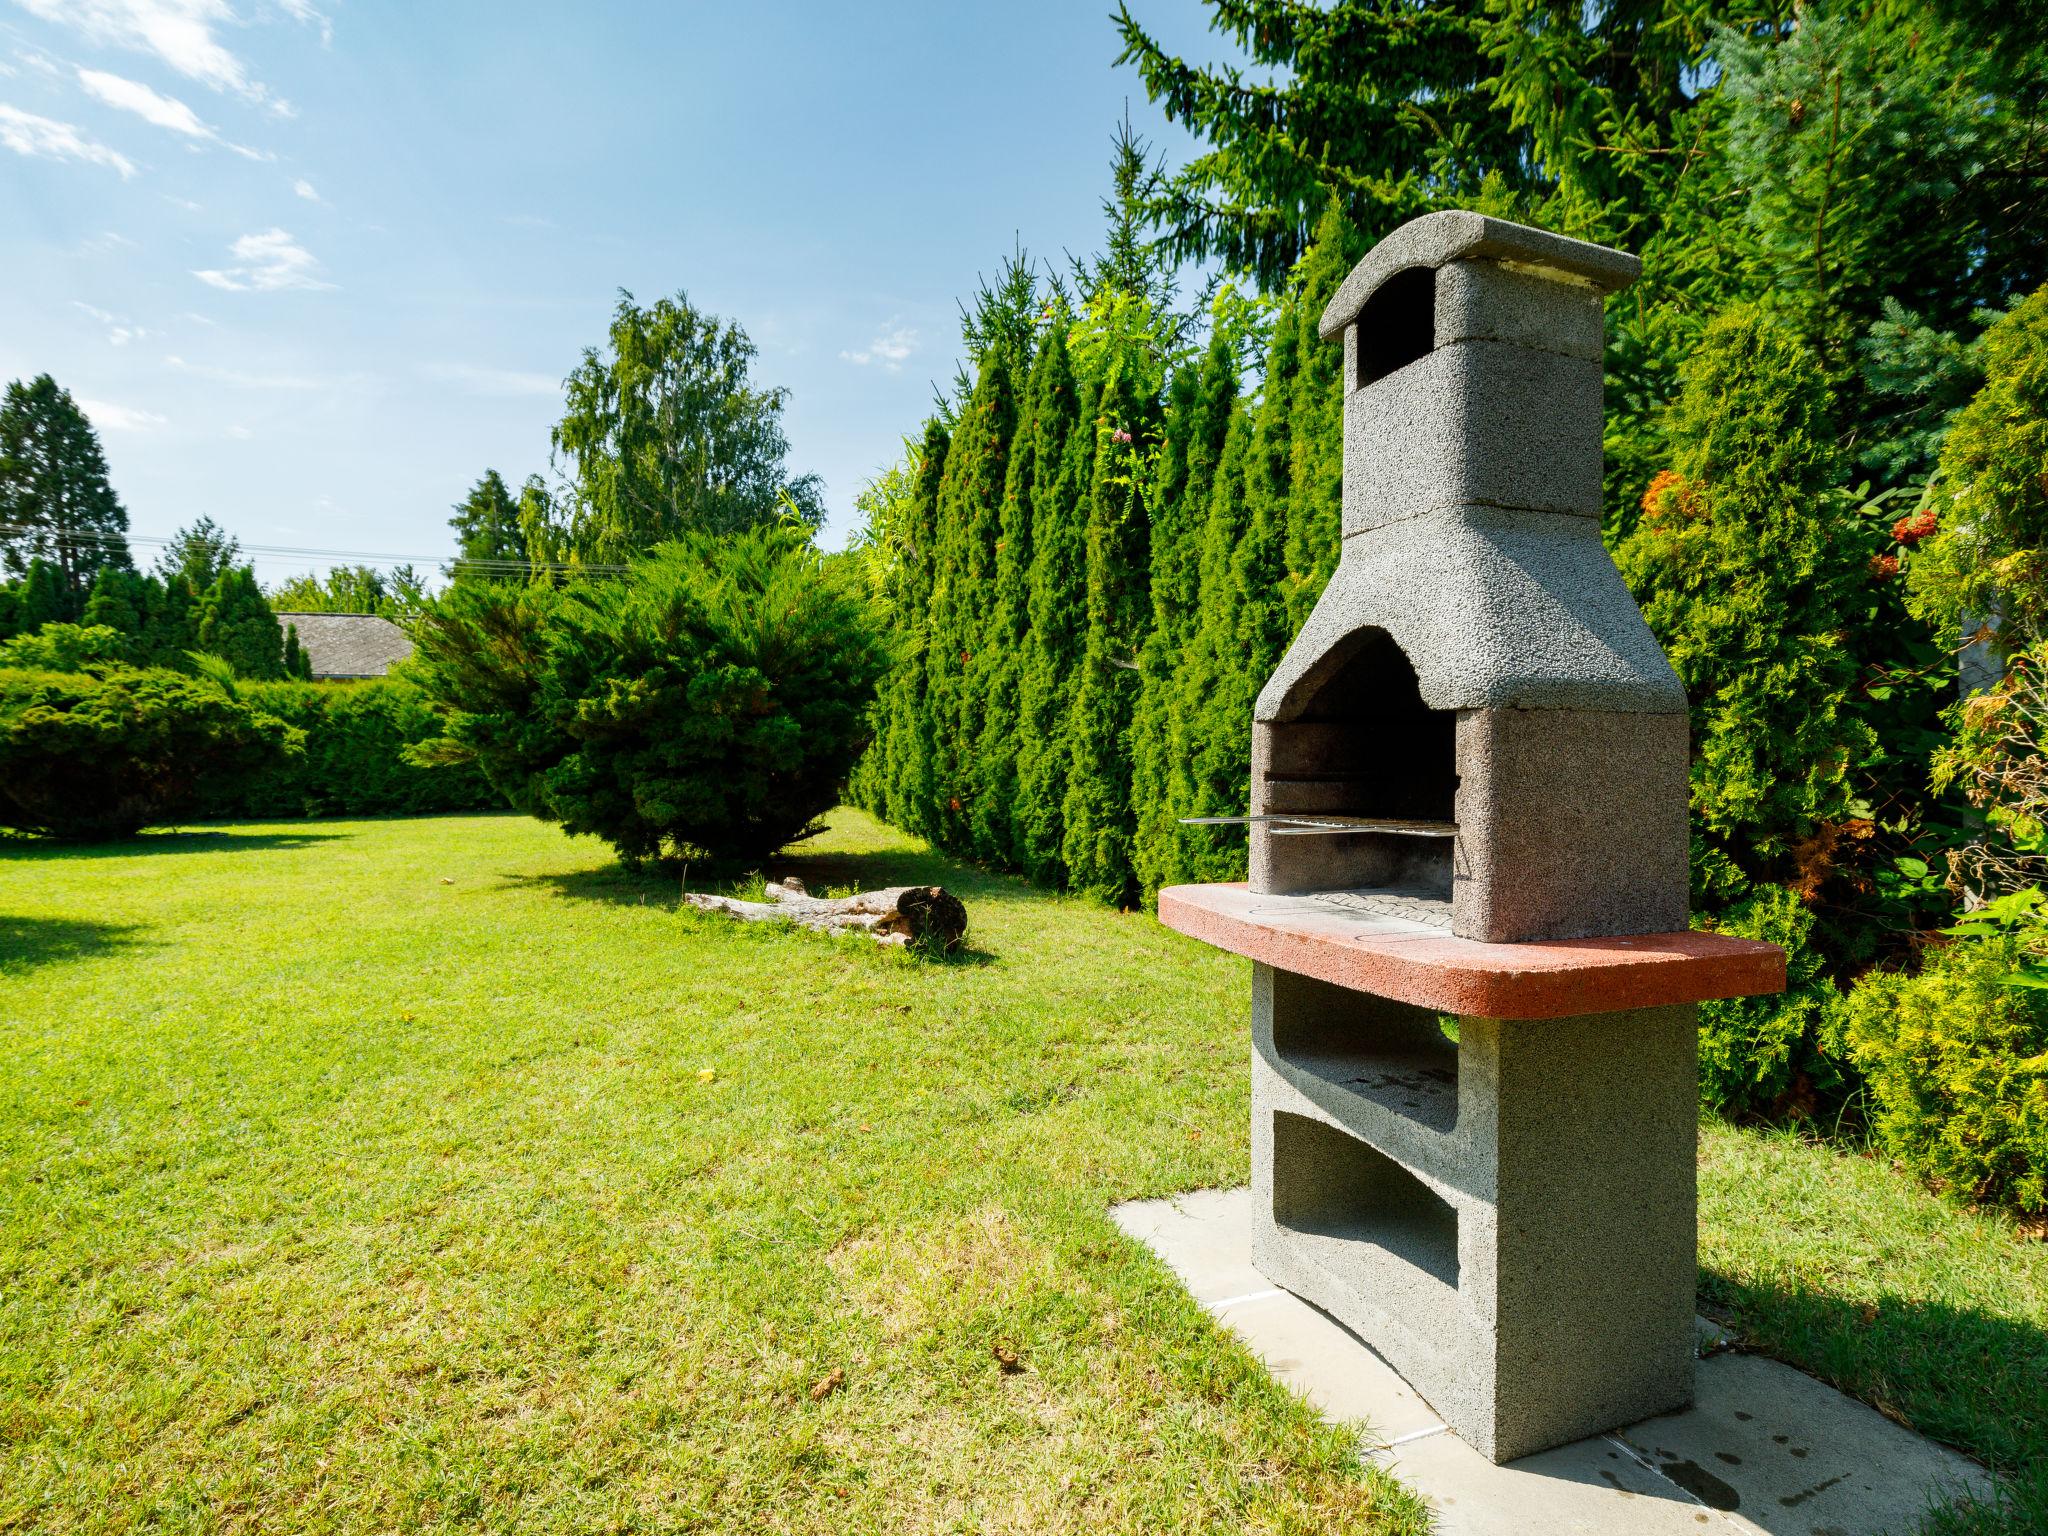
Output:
[{"left": 273, "top": 612, "right": 415, "bottom": 679}]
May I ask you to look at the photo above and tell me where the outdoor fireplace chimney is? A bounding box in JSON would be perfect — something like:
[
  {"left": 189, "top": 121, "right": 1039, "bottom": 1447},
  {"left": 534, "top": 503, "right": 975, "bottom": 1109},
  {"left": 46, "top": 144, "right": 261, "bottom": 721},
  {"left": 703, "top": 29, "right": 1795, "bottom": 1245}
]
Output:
[
  {"left": 1250, "top": 211, "right": 1688, "bottom": 943},
  {"left": 1158, "top": 211, "right": 1785, "bottom": 1465}
]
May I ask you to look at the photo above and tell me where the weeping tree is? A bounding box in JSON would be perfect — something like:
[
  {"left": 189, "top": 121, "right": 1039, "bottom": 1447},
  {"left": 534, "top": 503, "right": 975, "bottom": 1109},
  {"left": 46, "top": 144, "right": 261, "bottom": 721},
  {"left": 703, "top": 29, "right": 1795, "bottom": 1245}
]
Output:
[{"left": 536, "top": 291, "right": 825, "bottom": 564}]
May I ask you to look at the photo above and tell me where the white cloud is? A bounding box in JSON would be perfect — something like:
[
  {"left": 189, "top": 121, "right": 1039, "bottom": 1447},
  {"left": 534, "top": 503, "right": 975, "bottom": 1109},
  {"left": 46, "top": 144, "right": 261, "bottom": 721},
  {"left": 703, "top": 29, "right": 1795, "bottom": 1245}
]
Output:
[
  {"left": 79, "top": 396, "right": 167, "bottom": 432},
  {"left": 165, "top": 353, "right": 330, "bottom": 389},
  {"left": 79, "top": 230, "right": 138, "bottom": 254},
  {"left": 192, "top": 227, "right": 331, "bottom": 292},
  {"left": 840, "top": 324, "right": 918, "bottom": 371},
  {"left": 423, "top": 362, "right": 559, "bottom": 398},
  {"left": 274, "top": 0, "right": 331, "bottom": 46},
  {"left": 71, "top": 299, "right": 154, "bottom": 345},
  {"left": 225, "top": 423, "right": 252, "bottom": 439},
  {"left": 291, "top": 175, "right": 317, "bottom": 200},
  {"left": 0, "top": 103, "right": 135, "bottom": 176},
  {"left": 77, "top": 67, "right": 204, "bottom": 134},
  {"left": 13, "top": 0, "right": 318, "bottom": 116},
  {"left": 76, "top": 66, "right": 268, "bottom": 157}
]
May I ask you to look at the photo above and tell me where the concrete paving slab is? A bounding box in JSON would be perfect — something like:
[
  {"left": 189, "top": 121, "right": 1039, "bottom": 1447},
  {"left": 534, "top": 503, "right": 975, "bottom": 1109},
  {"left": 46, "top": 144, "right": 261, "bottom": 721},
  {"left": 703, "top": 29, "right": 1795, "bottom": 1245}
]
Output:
[
  {"left": 1617, "top": 1352, "right": 1993, "bottom": 1536},
  {"left": 1215, "top": 1290, "right": 1445, "bottom": 1445},
  {"left": 1384, "top": 1428, "right": 1742, "bottom": 1534},
  {"left": 1111, "top": 1187, "right": 1997, "bottom": 1534},
  {"left": 1110, "top": 1188, "right": 1270, "bottom": 1307}
]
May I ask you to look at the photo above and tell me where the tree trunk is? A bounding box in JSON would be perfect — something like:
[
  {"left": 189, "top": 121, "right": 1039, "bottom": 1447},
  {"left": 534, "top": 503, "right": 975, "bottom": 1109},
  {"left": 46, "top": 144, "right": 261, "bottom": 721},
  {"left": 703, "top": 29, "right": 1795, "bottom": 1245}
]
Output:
[{"left": 680, "top": 877, "right": 966, "bottom": 950}]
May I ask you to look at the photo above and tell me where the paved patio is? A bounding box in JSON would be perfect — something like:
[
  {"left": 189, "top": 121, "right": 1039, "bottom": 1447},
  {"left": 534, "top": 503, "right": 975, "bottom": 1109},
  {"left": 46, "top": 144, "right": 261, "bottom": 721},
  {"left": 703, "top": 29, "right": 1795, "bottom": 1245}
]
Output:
[{"left": 1113, "top": 1188, "right": 1994, "bottom": 1535}]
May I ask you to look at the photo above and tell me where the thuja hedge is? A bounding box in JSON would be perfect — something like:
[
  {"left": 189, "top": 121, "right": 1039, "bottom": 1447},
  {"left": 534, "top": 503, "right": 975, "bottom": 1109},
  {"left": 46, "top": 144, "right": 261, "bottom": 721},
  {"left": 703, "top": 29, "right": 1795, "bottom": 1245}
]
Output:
[
  {"left": 852, "top": 207, "right": 2040, "bottom": 1200},
  {"left": 0, "top": 667, "right": 300, "bottom": 840},
  {"left": 198, "top": 675, "right": 499, "bottom": 821}
]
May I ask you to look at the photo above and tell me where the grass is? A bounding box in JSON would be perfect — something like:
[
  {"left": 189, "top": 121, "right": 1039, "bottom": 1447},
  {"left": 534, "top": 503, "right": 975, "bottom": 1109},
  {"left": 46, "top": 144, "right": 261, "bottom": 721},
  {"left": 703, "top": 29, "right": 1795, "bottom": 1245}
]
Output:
[
  {"left": 1, "top": 810, "right": 2041, "bottom": 1534},
  {"left": 0, "top": 810, "right": 1430, "bottom": 1535}
]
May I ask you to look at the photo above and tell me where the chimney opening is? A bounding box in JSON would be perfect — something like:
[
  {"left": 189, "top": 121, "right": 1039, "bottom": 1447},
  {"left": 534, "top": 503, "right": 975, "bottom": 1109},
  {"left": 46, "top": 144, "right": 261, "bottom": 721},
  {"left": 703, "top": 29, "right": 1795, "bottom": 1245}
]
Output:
[{"left": 1351, "top": 265, "right": 1436, "bottom": 390}]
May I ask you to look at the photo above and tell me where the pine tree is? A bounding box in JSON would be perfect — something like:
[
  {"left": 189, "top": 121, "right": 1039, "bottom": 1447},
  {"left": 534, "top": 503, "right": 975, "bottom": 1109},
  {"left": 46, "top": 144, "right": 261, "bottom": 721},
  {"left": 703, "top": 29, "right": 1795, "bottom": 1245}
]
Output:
[
  {"left": 1132, "top": 330, "right": 1240, "bottom": 895},
  {"left": 196, "top": 567, "right": 287, "bottom": 679},
  {"left": 970, "top": 311, "right": 1075, "bottom": 866},
  {"left": 82, "top": 566, "right": 152, "bottom": 640},
  {"left": 1015, "top": 373, "right": 1102, "bottom": 886},
  {"left": 450, "top": 469, "right": 526, "bottom": 575},
  {"left": 283, "top": 623, "right": 312, "bottom": 680},
  {"left": 13, "top": 558, "right": 66, "bottom": 636},
  {"left": 143, "top": 575, "right": 199, "bottom": 669},
  {"left": 0, "top": 374, "right": 133, "bottom": 615},
  {"left": 154, "top": 517, "right": 240, "bottom": 591}
]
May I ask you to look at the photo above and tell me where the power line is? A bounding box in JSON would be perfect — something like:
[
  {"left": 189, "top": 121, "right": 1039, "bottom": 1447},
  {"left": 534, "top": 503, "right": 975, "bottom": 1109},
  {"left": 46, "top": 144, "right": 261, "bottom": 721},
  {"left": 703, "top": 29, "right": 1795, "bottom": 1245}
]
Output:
[{"left": 0, "top": 523, "right": 632, "bottom": 576}]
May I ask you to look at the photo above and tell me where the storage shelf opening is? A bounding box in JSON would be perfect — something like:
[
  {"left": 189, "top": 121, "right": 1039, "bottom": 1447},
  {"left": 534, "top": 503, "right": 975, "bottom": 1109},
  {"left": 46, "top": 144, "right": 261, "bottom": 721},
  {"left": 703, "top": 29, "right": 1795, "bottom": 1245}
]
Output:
[{"left": 1270, "top": 1111, "right": 1461, "bottom": 1293}]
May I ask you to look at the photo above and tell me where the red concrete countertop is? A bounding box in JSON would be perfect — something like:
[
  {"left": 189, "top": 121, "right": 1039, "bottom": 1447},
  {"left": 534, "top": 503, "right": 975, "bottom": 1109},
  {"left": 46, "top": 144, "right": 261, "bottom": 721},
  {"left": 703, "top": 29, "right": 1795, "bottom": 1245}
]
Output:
[{"left": 1157, "top": 883, "right": 1785, "bottom": 1020}]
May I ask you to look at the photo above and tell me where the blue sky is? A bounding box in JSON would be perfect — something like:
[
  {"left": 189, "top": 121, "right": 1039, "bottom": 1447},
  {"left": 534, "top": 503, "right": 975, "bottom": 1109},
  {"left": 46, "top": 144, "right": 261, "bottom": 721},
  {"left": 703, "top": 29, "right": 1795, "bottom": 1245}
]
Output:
[{"left": 0, "top": 0, "right": 1227, "bottom": 582}]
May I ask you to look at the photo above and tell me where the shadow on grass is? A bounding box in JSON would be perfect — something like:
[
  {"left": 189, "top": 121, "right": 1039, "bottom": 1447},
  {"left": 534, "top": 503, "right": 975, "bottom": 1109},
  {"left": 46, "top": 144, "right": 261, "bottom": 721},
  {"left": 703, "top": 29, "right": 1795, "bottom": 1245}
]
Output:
[
  {"left": 1702, "top": 1266, "right": 2048, "bottom": 1529},
  {"left": 0, "top": 828, "right": 348, "bottom": 860},
  {"left": 0, "top": 915, "right": 151, "bottom": 976}
]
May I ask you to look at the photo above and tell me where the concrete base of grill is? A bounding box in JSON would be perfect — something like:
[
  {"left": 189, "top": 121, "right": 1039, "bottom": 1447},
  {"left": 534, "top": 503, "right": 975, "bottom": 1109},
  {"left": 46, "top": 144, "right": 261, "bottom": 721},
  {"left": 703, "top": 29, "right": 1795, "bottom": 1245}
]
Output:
[{"left": 1251, "top": 960, "right": 1700, "bottom": 1463}]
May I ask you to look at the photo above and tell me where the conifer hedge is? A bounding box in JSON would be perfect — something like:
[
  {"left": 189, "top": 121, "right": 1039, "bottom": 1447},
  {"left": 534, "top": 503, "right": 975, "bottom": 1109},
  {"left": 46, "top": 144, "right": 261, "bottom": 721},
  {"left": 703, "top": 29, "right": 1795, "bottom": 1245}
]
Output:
[
  {"left": 848, "top": 208, "right": 1362, "bottom": 907},
  {"left": 199, "top": 677, "right": 500, "bottom": 821}
]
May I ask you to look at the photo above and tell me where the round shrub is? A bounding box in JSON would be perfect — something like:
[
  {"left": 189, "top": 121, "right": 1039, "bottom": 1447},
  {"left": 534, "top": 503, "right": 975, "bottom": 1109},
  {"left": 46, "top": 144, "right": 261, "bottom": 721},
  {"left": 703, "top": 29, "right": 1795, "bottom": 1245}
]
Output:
[
  {"left": 0, "top": 667, "right": 300, "bottom": 840},
  {"left": 1840, "top": 937, "right": 2048, "bottom": 1214},
  {"left": 410, "top": 526, "right": 888, "bottom": 865}
]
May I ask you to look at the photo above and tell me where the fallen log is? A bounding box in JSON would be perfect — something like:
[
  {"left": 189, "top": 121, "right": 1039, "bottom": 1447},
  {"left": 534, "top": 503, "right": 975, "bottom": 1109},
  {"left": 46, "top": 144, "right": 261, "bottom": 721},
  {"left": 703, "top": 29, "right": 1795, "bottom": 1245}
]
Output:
[{"left": 679, "top": 877, "right": 967, "bottom": 951}]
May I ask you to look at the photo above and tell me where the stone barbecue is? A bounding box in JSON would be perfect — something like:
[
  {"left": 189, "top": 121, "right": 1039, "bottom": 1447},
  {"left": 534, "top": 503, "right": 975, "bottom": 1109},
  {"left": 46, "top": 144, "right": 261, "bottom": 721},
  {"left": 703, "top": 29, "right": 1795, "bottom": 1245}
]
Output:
[{"left": 1159, "top": 211, "right": 1787, "bottom": 1464}]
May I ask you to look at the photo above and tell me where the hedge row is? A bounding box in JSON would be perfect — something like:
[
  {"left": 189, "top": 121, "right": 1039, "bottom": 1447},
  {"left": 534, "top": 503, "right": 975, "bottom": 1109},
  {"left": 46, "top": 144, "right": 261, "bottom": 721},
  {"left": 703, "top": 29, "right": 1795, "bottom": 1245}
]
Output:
[{"left": 197, "top": 676, "right": 500, "bottom": 820}]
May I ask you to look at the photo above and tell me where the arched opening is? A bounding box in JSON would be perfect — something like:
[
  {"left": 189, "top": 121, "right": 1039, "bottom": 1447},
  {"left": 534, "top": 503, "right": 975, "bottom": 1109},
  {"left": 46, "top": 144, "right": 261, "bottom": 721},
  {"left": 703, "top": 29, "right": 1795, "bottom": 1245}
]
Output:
[
  {"left": 1350, "top": 265, "right": 1436, "bottom": 390},
  {"left": 1260, "top": 627, "right": 1456, "bottom": 901}
]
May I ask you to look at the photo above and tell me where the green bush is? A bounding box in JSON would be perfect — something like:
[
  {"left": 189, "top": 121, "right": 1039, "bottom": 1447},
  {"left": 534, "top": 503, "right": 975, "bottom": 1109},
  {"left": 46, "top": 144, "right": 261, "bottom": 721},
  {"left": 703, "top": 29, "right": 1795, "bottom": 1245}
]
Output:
[
  {"left": 1906, "top": 285, "right": 2048, "bottom": 653},
  {"left": 0, "top": 667, "right": 299, "bottom": 840},
  {"left": 410, "top": 526, "right": 887, "bottom": 865},
  {"left": 0, "top": 623, "right": 128, "bottom": 671},
  {"left": 199, "top": 675, "right": 500, "bottom": 820},
  {"left": 1697, "top": 884, "right": 1840, "bottom": 1114},
  {"left": 1840, "top": 933, "right": 2048, "bottom": 1214}
]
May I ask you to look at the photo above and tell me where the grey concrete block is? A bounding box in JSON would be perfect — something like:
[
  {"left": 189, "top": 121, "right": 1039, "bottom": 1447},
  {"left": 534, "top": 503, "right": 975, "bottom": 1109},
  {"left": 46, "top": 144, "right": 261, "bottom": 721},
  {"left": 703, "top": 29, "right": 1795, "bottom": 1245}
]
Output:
[
  {"left": 1452, "top": 707, "right": 1691, "bottom": 943},
  {"left": 1320, "top": 210, "right": 1640, "bottom": 341},
  {"left": 1435, "top": 258, "right": 1606, "bottom": 363},
  {"left": 1344, "top": 339, "right": 1605, "bottom": 529},
  {"left": 1255, "top": 508, "right": 1687, "bottom": 723},
  {"left": 1250, "top": 960, "right": 1701, "bottom": 1462}
]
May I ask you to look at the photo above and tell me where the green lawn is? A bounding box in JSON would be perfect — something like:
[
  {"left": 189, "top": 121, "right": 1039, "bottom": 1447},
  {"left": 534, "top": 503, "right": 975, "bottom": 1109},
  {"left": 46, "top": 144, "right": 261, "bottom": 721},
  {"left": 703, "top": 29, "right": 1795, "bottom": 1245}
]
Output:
[
  {"left": 1, "top": 811, "right": 2041, "bottom": 1534},
  {"left": 0, "top": 811, "right": 1429, "bottom": 1535}
]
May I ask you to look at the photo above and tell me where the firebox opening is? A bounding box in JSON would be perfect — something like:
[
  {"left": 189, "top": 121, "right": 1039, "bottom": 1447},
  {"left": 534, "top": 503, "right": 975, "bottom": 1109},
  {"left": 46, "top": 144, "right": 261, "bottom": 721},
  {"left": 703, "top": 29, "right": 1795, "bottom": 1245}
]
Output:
[
  {"left": 1262, "top": 627, "right": 1456, "bottom": 901},
  {"left": 1352, "top": 265, "right": 1436, "bottom": 389}
]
